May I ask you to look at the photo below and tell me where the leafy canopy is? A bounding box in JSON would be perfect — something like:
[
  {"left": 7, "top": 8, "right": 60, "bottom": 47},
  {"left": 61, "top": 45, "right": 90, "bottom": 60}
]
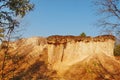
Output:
[{"left": 0, "top": 0, "right": 34, "bottom": 41}]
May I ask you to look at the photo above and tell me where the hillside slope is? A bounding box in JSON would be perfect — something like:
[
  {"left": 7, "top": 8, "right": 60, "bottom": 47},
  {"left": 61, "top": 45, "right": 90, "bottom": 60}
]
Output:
[{"left": 0, "top": 35, "right": 120, "bottom": 80}]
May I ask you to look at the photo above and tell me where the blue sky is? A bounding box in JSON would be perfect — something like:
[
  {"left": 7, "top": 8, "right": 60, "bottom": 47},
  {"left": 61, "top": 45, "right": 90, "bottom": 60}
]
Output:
[{"left": 21, "top": 0, "right": 100, "bottom": 37}]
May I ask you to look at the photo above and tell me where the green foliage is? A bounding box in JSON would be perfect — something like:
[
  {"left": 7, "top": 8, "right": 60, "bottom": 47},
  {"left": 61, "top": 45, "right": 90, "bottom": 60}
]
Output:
[
  {"left": 0, "top": 0, "right": 34, "bottom": 41},
  {"left": 114, "top": 44, "right": 120, "bottom": 56},
  {"left": 8, "top": 0, "right": 34, "bottom": 17},
  {"left": 80, "top": 32, "right": 86, "bottom": 37}
]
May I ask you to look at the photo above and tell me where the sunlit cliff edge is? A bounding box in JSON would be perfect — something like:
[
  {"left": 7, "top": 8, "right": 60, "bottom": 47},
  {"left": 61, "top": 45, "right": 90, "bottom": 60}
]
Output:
[
  {"left": 47, "top": 35, "right": 115, "bottom": 73},
  {"left": 1, "top": 35, "right": 120, "bottom": 80}
]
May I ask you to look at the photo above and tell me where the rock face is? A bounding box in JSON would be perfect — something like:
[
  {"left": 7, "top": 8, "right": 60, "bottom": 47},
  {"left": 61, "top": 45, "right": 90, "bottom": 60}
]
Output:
[
  {"left": 0, "top": 37, "right": 49, "bottom": 80},
  {"left": 47, "top": 35, "right": 115, "bottom": 73},
  {"left": 9, "top": 37, "right": 47, "bottom": 57},
  {"left": 1, "top": 35, "right": 120, "bottom": 80}
]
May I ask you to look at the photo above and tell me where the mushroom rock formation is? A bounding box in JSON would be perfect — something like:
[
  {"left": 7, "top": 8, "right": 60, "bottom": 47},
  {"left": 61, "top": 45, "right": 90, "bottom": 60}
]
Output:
[
  {"left": 1, "top": 35, "right": 120, "bottom": 80},
  {"left": 47, "top": 35, "right": 120, "bottom": 76}
]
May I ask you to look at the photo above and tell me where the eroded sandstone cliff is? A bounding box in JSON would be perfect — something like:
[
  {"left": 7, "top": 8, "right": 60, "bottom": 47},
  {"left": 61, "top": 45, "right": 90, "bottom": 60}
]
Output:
[
  {"left": 1, "top": 35, "right": 120, "bottom": 80},
  {"left": 47, "top": 35, "right": 115, "bottom": 74}
]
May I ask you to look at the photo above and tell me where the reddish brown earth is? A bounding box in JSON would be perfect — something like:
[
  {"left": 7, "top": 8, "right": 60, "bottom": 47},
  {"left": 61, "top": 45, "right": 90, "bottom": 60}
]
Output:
[{"left": 115, "top": 56, "right": 120, "bottom": 61}]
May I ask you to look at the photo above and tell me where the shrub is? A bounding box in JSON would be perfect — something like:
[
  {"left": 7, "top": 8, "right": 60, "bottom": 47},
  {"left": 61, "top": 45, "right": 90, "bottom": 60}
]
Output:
[
  {"left": 114, "top": 44, "right": 120, "bottom": 56},
  {"left": 80, "top": 32, "right": 86, "bottom": 37}
]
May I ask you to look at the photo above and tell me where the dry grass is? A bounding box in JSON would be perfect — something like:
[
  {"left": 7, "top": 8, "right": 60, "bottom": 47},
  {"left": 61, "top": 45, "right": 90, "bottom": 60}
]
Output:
[
  {"left": 63, "top": 56, "right": 120, "bottom": 80},
  {"left": 1, "top": 46, "right": 120, "bottom": 80},
  {"left": 0, "top": 47, "right": 58, "bottom": 80},
  {"left": 0, "top": 36, "right": 120, "bottom": 80}
]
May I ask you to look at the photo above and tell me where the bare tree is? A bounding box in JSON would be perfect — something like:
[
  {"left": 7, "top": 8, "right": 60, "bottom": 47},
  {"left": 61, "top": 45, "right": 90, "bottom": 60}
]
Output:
[{"left": 94, "top": 0, "right": 120, "bottom": 37}]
